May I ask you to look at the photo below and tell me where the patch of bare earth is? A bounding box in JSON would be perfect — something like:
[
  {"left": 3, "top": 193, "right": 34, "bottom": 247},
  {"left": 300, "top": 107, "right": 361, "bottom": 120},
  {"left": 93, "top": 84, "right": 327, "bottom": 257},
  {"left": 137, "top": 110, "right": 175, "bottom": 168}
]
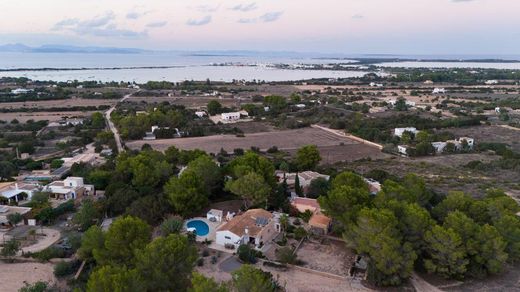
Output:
[{"left": 0, "top": 262, "right": 56, "bottom": 292}]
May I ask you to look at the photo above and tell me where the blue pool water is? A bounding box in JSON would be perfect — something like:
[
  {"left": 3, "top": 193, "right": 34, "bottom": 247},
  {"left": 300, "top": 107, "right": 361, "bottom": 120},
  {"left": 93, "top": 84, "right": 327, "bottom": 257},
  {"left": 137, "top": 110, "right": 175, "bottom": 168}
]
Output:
[{"left": 186, "top": 220, "right": 210, "bottom": 236}]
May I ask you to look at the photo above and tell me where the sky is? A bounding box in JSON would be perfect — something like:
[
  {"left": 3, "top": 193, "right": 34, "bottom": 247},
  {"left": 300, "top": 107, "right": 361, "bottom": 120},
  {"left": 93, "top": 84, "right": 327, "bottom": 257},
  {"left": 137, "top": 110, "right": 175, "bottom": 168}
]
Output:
[{"left": 0, "top": 0, "right": 518, "bottom": 55}]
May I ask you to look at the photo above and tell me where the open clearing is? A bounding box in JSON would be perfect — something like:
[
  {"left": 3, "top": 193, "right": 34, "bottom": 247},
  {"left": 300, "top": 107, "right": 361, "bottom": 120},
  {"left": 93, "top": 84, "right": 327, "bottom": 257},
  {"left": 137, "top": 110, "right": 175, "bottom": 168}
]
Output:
[
  {"left": 446, "top": 125, "right": 520, "bottom": 152},
  {"left": 127, "top": 127, "right": 385, "bottom": 163},
  {"left": 0, "top": 111, "right": 96, "bottom": 122},
  {"left": 0, "top": 262, "right": 56, "bottom": 292},
  {"left": 296, "top": 239, "right": 354, "bottom": 277},
  {"left": 0, "top": 98, "right": 116, "bottom": 109},
  {"left": 126, "top": 95, "right": 242, "bottom": 109}
]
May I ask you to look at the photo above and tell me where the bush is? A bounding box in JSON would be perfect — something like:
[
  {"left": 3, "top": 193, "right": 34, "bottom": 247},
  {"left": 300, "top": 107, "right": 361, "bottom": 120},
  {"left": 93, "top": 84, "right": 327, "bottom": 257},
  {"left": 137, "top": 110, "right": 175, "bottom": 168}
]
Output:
[
  {"left": 160, "top": 216, "right": 184, "bottom": 236},
  {"left": 197, "top": 258, "right": 204, "bottom": 266},
  {"left": 211, "top": 256, "right": 217, "bottom": 264},
  {"left": 294, "top": 227, "right": 308, "bottom": 240},
  {"left": 54, "top": 260, "right": 80, "bottom": 277},
  {"left": 31, "top": 247, "right": 66, "bottom": 262},
  {"left": 276, "top": 247, "right": 298, "bottom": 264},
  {"left": 202, "top": 249, "right": 210, "bottom": 257},
  {"left": 237, "top": 244, "right": 260, "bottom": 264}
]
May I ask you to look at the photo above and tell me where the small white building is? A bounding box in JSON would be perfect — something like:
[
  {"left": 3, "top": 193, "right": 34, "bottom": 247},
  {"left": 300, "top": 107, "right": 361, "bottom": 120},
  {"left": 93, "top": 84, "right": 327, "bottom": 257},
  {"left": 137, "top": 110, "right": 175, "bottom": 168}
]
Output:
[
  {"left": 221, "top": 112, "right": 241, "bottom": 121},
  {"left": 207, "top": 209, "right": 223, "bottom": 222},
  {"left": 195, "top": 111, "right": 207, "bottom": 118},
  {"left": 432, "top": 88, "right": 446, "bottom": 94},
  {"left": 485, "top": 80, "right": 498, "bottom": 85},
  {"left": 369, "top": 82, "right": 384, "bottom": 87},
  {"left": 42, "top": 177, "right": 94, "bottom": 200},
  {"left": 432, "top": 142, "right": 448, "bottom": 154},
  {"left": 60, "top": 118, "right": 84, "bottom": 126},
  {"left": 11, "top": 88, "right": 33, "bottom": 95},
  {"left": 397, "top": 145, "right": 409, "bottom": 156},
  {"left": 295, "top": 104, "right": 306, "bottom": 109},
  {"left": 394, "top": 127, "right": 418, "bottom": 137}
]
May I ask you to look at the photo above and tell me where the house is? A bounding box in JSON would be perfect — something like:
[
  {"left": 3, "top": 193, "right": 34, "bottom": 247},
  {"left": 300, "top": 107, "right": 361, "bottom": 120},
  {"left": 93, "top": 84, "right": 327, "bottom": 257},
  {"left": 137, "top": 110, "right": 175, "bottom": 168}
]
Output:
[
  {"left": 216, "top": 209, "right": 280, "bottom": 250},
  {"left": 457, "top": 137, "right": 475, "bottom": 149},
  {"left": 485, "top": 80, "right": 498, "bottom": 85},
  {"left": 388, "top": 99, "right": 416, "bottom": 107},
  {"left": 42, "top": 177, "right": 94, "bottom": 200},
  {"left": 207, "top": 209, "right": 223, "bottom": 222},
  {"left": 0, "top": 182, "right": 40, "bottom": 203},
  {"left": 432, "top": 88, "right": 446, "bottom": 94},
  {"left": 394, "top": 127, "right": 418, "bottom": 138},
  {"left": 143, "top": 132, "right": 156, "bottom": 140},
  {"left": 60, "top": 118, "right": 84, "bottom": 126},
  {"left": 11, "top": 88, "right": 33, "bottom": 95},
  {"left": 424, "top": 80, "right": 434, "bottom": 84},
  {"left": 397, "top": 145, "right": 409, "bottom": 156},
  {"left": 275, "top": 171, "right": 330, "bottom": 195},
  {"left": 432, "top": 142, "right": 448, "bottom": 154},
  {"left": 290, "top": 197, "right": 331, "bottom": 235},
  {"left": 0, "top": 205, "right": 32, "bottom": 228},
  {"left": 195, "top": 111, "right": 207, "bottom": 118},
  {"left": 369, "top": 82, "right": 384, "bottom": 87},
  {"left": 295, "top": 104, "right": 306, "bottom": 109},
  {"left": 364, "top": 178, "right": 382, "bottom": 195},
  {"left": 221, "top": 112, "right": 241, "bottom": 121}
]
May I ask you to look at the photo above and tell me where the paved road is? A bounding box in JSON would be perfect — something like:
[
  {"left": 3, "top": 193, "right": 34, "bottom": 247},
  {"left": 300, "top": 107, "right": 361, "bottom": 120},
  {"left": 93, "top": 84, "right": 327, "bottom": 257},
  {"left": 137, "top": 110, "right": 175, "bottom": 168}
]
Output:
[{"left": 105, "top": 92, "right": 135, "bottom": 153}]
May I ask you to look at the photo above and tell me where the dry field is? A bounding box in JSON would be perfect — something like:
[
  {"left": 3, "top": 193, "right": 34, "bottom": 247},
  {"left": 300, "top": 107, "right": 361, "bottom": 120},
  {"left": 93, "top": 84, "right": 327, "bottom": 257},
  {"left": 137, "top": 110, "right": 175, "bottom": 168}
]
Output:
[
  {"left": 446, "top": 125, "right": 520, "bottom": 152},
  {"left": 127, "top": 127, "right": 385, "bottom": 163},
  {"left": 0, "top": 262, "right": 56, "bottom": 292},
  {"left": 0, "top": 111, "right": 96, "bottom": 122},
  {"left": 126, "top": 95, "right": 243, "bottom": 109},
  {"left": 0, "top": 98, "right": 116, "bottom": 110},
  {"left": 296, "top": 239, "right": 355, "bottom": 277}
]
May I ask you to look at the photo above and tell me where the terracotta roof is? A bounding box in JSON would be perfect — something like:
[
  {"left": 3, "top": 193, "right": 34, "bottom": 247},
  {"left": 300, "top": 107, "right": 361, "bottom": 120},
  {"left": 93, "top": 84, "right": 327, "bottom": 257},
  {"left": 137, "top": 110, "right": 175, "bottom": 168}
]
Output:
[
  {"left": 291, "top": 197, "right": 320, "bottom": 209},
  {"left": 217, "top": 208, "right": 272, "bottom": 237},
  {"left": 309, "top": 213, "right": 331, "bottom": 228}
]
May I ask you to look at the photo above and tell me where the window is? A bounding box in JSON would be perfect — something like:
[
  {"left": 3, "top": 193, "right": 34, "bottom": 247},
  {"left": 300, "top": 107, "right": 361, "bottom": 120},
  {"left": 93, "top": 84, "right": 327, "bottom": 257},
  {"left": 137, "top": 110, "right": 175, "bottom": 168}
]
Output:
[{"left": 225, "top": 236, "right": 231, "bottom": 240}]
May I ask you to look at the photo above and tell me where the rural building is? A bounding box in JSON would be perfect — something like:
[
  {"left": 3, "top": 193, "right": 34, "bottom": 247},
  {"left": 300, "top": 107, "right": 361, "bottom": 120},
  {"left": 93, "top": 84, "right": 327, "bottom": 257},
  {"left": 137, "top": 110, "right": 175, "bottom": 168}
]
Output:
[
  {"left": 0, "top": 205, "right": 32, "bottom": 228},
  {"left": 275, "top": 171, "right": 330, "bottom": 195},
  {"left": 42, "top": 177, "right": 94, "bottom": 200},
  {"left": 388, "top": 99, "right": 416, "bottom": 107},
  {"left": 0, "top": 182, "right": 40, "bottom": 203},
  {"left": 364, "top": 178, "right": 382, "bottom": 195},
  {"left": 397, "top": 145, "right": 409, "bottom": 156},
  {"left": 221, "top": 112, "right": 241, "bottom": 121},
  {"left": 215, "top": 209, "right": 280, "bottom": 249},
  {"left": 290, "top": 197, "right": 331, "bottom": 235},
  {"left": 195, "top": 111, "right": 207, "bottom": 118},
  {"left": 207, "top": 209, "right": 223, "bottom": 222},
  {"left": 432, "top": 88, "right": 446, "bottom": 94},
  {"left": 394, "top": 127, "right": 418, "bottom": 138},
  {"left": 11, "top": 88, "right": 33, "bottom": 95},
  {"left": 59, "top": 118, "right": 84, "bottom": 126}
]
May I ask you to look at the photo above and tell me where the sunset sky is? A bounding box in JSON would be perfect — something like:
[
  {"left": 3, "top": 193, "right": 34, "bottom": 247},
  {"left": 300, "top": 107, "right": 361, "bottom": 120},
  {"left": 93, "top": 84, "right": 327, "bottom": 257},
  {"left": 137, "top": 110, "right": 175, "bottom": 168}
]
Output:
[{"left": 0, "top": 0, "right": 517, "bottom": 54}]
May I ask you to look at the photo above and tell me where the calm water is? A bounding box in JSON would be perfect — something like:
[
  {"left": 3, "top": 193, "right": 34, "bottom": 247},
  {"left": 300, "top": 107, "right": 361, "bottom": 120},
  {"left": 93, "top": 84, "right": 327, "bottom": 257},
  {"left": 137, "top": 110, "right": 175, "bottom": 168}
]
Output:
[
  {"left": 0, "top": 52, "right": 364, "bottom": 82},
  {"left": 377, "top": 61, "right": 520, "bottom": 70}
]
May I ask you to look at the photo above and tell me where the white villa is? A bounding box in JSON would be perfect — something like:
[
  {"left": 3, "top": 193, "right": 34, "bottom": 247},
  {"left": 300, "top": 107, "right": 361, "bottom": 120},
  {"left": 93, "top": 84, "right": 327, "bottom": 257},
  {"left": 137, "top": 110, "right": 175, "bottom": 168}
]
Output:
[
  {"left": 216, "top": 209, "right": 280, "bottom": 250},
  {"left": 0, "top": 182, "right": 40, "bottom": 203},
  {"left": 220, "top": 111, "right": 249, "bottom": 122},
  {"left": 195, "top": 111, "right": 207, "bottom": 118},
  {"left": 394, "top": 127, "right": 418, "bottom": 138},
  {"left": 42, "top": 177, "right": 94, "bottom": 200}
]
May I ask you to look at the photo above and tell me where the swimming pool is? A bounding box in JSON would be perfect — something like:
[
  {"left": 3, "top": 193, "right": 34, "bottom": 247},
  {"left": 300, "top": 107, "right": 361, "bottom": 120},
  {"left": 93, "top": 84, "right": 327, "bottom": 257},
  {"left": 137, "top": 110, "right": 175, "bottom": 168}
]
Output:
[{"left": 186, "top": 220, "right": 210, "bottom": 236}]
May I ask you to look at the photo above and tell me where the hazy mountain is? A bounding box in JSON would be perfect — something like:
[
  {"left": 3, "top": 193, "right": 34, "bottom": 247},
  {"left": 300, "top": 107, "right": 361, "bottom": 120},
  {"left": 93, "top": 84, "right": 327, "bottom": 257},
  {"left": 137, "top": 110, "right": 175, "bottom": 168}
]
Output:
[{"left": 0, "top": 43, "right": 148, "bottom": 54}]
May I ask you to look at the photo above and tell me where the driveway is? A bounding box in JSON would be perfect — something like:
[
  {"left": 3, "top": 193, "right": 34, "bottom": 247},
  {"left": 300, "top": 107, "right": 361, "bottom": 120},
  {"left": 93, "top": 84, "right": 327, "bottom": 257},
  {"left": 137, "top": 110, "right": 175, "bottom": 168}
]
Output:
[
  {"left": 219, "top": 256, "right": 242, "bottom": 273},
  {"left": 19, "top": 228, "right": 61, "bottom": 255}
]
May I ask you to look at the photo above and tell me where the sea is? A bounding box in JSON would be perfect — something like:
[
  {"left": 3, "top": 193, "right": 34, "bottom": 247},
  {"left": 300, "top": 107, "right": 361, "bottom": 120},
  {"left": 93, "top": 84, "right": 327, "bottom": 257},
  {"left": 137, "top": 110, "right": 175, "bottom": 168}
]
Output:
[{"left": 1, "top": 52, "right": 520, "bottom": 83}]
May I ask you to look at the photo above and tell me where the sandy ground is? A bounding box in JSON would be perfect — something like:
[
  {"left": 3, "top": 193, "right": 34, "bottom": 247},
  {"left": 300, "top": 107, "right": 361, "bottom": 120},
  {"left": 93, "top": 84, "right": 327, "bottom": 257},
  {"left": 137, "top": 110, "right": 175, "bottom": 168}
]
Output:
[
  {"left": 0, "top": 262, "right": 56, "bottom": 292},
  {"left": 127, "top": 127, "right": 358, "bottom": 153},
  {"left": 296, "top": 240, "right": 354, "bottom": 277},
  {"left": 0, "top": 98, "right": 116, "bottom": 109},
  {"left": 19, "top": 228, "right": 61, "bottom": 255},
  {"left": 0, "top": 111, "right": 96, "bottom": 122}
]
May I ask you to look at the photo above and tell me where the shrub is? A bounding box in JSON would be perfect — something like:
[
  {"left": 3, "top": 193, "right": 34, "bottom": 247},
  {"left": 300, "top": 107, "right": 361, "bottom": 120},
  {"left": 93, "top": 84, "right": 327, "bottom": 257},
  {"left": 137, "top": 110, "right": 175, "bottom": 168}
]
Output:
[
  {"left": 276, "top": 247, "right": 298, "bottom": 265},
  {"left": 294, "top": 227, "right": 308, "bottom": 240},
  {"left": 211, "top": 256, "right": 217, "bottom": 264},
  {"left": 31, "top": 247, "right": 66, "bottom": 262},
  {"left": 202, "top": 249, "right": 210, "bottom": 257},
  {"left": 197, "top": 258, "right": 204, "bottom": 266},
  {"left": 53, "top": 260, "right": 80, "bottom": 277},
  {"left": 237, "top": 244, "right": 259, "bottom": 264},
  {"left": 160, "top": 216, "right": 184, "bottom": 236}
]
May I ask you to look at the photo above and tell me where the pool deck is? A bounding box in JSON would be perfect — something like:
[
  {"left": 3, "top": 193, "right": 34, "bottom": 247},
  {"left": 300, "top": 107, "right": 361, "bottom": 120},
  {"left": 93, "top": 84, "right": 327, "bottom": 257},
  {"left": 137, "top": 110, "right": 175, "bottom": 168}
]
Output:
[{"left": 184, "top": 217, "right": 221, "bottom": 242}]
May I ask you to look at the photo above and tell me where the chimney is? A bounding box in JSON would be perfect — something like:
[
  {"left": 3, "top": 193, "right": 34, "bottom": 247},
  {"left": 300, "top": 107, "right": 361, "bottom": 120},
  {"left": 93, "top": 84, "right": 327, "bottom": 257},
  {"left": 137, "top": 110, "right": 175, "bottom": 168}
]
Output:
[{"left": 15, "top": 183, "right": 18, "bottom": 190}]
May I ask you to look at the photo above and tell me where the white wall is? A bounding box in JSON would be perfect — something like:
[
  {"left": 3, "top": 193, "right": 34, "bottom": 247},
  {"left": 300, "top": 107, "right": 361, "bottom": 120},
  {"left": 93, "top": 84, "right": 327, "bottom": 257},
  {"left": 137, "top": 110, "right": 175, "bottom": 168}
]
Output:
[{"left": 216, "top": 230, "right": 242, "bottom": 248}]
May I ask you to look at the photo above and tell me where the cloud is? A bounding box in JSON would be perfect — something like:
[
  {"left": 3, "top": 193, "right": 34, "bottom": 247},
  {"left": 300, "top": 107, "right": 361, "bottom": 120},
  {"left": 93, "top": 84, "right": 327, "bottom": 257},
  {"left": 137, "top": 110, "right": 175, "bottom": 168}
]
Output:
[
  {"left": 231, "top": 2, "right": 258, "bottom": 12},
  {"left": 186, "top": 15, "right": 212, "bottom": 26},
  {"left": 146, "top": 21, "right": 168, "bottom": 28},
  {"left": 352, "top": 14, "right": 364, "bottom": 20},
  {"left": 238, "top": 11, "right": 284, "bottom": 24},
  {"left": 195, "top": 4, "right": 220, "bottom": 13},
  {"left": 53, "top": 12, "right": 147, "bottom": 39},
  {"left": 259, "top": 11, "right": 283, "bottom": 22}
]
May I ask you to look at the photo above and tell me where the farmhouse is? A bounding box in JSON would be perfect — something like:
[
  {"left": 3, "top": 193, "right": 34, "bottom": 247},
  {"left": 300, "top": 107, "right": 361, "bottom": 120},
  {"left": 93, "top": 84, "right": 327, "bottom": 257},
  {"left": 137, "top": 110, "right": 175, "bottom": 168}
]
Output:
[
  {"left": 0, "top": 182, "right": 40, "bottom": 203},
  {"left": 432, "top": 88, "right": 446, "bottom": 94},
  {"left": 42, "top": 177, "right": 94, "bottom": 200},
  {"left": 394, "top": 127, "right": 418, "bottom": 138},
  {"left": 195, "top": 111, "right": 207, "bottom": 118},
  {"left": 11, "top": 88, "right": 33, "bottom": 95},
  {"left": 215, "top": 208, "right": 280, "bottom": 249},
  {"left": 290, "top": 197, "right": 331, "bottom": 235}
]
